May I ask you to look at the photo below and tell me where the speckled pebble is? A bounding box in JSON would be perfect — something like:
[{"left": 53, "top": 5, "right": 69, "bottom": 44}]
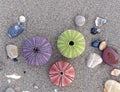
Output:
[
  {"left": 5, "top": 88, "right": 15, "bottom": 92},
  {"left": 75, "top": 15, "right": 85, "bottom": 26}
]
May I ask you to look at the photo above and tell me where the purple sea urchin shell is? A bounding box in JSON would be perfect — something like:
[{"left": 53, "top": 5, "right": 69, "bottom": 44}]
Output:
[{"left": 22, "top": 36, "right": 52, "bottom": 66}]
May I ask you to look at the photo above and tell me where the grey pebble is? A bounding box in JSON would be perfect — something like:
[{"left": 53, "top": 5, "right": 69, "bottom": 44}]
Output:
[{"left": 5, "top": 88, "right": 15, "bottom": 92}]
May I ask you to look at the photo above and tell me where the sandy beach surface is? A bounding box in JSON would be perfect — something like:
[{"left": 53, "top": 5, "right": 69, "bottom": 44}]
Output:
[{"left": 0, "top": 0, "right": 120, "bottom": 92}]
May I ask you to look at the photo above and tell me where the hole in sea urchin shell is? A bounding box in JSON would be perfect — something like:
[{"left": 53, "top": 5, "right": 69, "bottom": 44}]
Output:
[
  {"left": 60, "top": 71, "right": 64, "bottom": 75},
  {"left": 69, "top": 41, "right": 74, "bottom": 46},
  {"left": 33, "top": 47, "right": 39, "bottom": 53}
]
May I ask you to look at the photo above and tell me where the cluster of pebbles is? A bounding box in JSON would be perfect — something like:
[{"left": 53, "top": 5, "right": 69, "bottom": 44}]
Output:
[{"left": 4, "top": 15, "right": 120, "bottom": 92}]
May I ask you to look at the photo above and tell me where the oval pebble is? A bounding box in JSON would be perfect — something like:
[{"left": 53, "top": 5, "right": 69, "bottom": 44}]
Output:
[
  {"left": 5, "top": 88, "right": 15, "bottom": 92},
  {"left": 102, "top": 47, "right": 119, "bottom": 66},
  {"left": 8, "top": 23, "right": 24, "bottom": 38},
  {"left": 99, "top": 41, "right": 107, "bottom": 51},
  {"left": 75, "top": 15, "right": 85, "bottom": 26},
  {"left": 6, "top": 44, "right": 18, "bottom": 59},
  {"left": 104, "top": 80, "right": 120, "bottom": 92},
  {"left": 19, "top": 15, "right": 26, "bottom": 23}
]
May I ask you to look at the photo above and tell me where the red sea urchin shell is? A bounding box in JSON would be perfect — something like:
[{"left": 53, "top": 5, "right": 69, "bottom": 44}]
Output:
[{"left": 49, "top": 61, "right": 75, "bottom": 87}]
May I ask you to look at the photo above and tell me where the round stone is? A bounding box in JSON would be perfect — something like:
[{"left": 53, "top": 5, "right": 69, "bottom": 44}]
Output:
[
  {"left": 99, "top": 41, "right": 107, "bottom": 51},
  {"left": 19, "top": 15, "right": 26, "bottom": 23},
  {"left": 102, "top": 47, "right": 119, "bottom": 66},
  {"left": 75, "top": 15, "right": 85, "bottom": 26},
  {"left": 91, "top": 40, "right": 101, "bottom": 48},
  {"left": 5, "top": 88, "right": 15, "bottom": 92}
]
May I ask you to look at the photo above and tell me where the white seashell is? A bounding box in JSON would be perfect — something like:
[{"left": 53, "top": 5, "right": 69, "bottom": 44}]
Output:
[
  {"left": 5, "top": 73, "right": 21, "bottom": 79},
  {"left": 87, "top": 53, "right": 103, "bottom": 68},
  {"left": 6, "top": 44, "right": 18, "bottom": 59},
  {"left": 111, "top": 69, "right": 120, "bottom": 76},
  {"left": 95, "top": 17, "right": 107, "bottom": 27},
  {"left": 75, "top": 15, "right": 85, "bottom": 26},
  {"left": 104, "top": 80, "right": 120, "bottom": 92},
  {"left": 19, "top": 15, "right": 26, "bottom": 23}
]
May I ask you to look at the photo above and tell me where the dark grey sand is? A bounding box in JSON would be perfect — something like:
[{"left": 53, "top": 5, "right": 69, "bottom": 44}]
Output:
[{"left": 0, "top": 0, "right": 120, "bottom": 92}]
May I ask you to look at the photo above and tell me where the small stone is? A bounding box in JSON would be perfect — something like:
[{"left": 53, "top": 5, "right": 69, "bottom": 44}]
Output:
[
  {"left": 75, "top": 15, "right": 85, "bottom": 26},
  {"left": 5, "top": 87, "right": 15, "bottom": 92},
  {"left": 91, "top": 28, "right": 101, "bottom": 35},
  {"left": 91, "top": 40, "right": 101, "bottom": 48},
  {"left": 19, "top": 15, "right": 26, "bottom": 23},
  {"left": 111, "top": 69, "right": 120, "bottom": 76},
  {"left": 6, "top": 44, "right": 18, "bottom": 59},
  {"left": 104, "top": 80, "right": 120, "bottom": 92},
  {"left": 54, "top": 89, "right": 58, "bottom": 92},
  {"left": 102, "top": 47, "right": 119, "bottom": 66},
  {"left": 95, "top": 17, "right": 107, "bottom": 27},
  {"left": 13, "top": 58, "right": 18, "bottom": 62},
  {"left": 87, "top": 53, "right": 103, "bottom": 68},
  {"left": 33, "top": 84, "right": 39, "bottom": 89},
  {"left": 8, "top": 23, "right": 24, "bottom": 38},
  {"left": 99, "top": 41, "right": 107, "bottom": 51}
]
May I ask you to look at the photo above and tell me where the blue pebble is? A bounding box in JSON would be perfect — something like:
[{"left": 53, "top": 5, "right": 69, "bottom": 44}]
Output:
[
  {"left": 91, "top": 40, "right": 101, "bottom": 48},
  {"left": 8, "top": 23, "right": 24, "bottom": 38},
  {"left": 91, "top": 27, "right": 98, "bottom": 34}
]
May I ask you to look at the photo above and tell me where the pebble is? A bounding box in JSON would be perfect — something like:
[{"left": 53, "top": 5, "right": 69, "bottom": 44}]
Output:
[
  {"left": 33, "top": 84, "right": 39, "bottom": 89},
  {"left": 75, "top": 15, "right": 85, "bottom": 26},
  {"left": 95, "top": 17, "right": 107, "bottom": 27},
  {"left": 87, "top": 53, "right": 103, "bottom": 68},
  {"left": 6, "top": 44, "right": 18, "bottom": 60},
  {"left": 111, "top": 69, "right": 120, "bottom": 76},
  {"left": 8, "top": 23, "right": 24, "bottom": 38},
  {"left": 104, "top": 80, "right": 120, "bottom": 92},
  {"left": 99, "top": 41, "right": 107, "bottom": 51},
  {"left": 91, "top": 40, "right": 101, "bottom": 48},
  {"left": 102, "top": 47, "right": 119, "bottom": 66},
  {"left": 91, "top": 27, "right": 101, "bottom": 34},
  {"left": 5, "top": 87, "right": 15, "bottom": 92},
  {"left": 19, "top": 15, "right": 26, "bottom": 23}
]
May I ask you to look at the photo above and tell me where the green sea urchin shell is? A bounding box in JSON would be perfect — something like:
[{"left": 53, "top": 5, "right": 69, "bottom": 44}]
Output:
[{"left": 57, "top": 29, "right": 85, "bottom": 58}]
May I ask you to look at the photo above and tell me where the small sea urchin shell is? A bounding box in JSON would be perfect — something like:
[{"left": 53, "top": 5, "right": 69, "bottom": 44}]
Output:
[
  {"left": 22, "top": 36, "right": 52, "bottom": 66},
  {"left": 49, "top": 61, "right": 75, "bottom": 87},
  {"left": 57, "top": 30, "right": 85, "bottom": 58}
]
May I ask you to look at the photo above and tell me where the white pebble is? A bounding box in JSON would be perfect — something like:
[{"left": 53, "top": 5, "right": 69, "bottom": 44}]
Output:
[
  {"left": 95, "top": 17, "right": 107, "bottom": 27},
  {"left": 19, "top": 15, "right": 26, "bottom": 23},
  {"left": 75, "top": 15, "right": 85, "bottom": 26},
  {"left": 111, "top": 69, "right": 120, "bottom": 76},
  {"left": 87, "top": 53, "right": 103, "bottom": 68}
]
